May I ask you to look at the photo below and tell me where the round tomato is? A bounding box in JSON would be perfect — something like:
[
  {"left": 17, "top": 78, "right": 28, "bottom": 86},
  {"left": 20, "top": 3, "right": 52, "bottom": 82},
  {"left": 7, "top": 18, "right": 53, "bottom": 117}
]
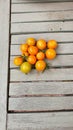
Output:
[
  {"left": 14, "top": 56, "right": 23, "bottom": 66},
  {"left": 47, "top": 40, "right": 58, "bottom": 49},
  {"left": 20, "top": 43, "right": 28, "bottom": 53},
  {"left": 37, "top": 39, "right": 46, "bottom": 50},
  {"left": 36, "top": 51, "right": 45, "bottom": 60},
  {"left": 26, "top": 37, "right": 36, "bottom": 46},
  {"left": 27, "top": 55, "right": 37, "bottom": 64},
  {"left": 46, "top": 49, "right": 56, "bottom": 60},
  {"left": 28, "top": 46, "right": 38, "bottom": 55},
  {"left": 20, "top": 62, "right": 31, "bottom": 74},
  {"left": 35, "top": 60, "right": 46, "bottom": 72}
]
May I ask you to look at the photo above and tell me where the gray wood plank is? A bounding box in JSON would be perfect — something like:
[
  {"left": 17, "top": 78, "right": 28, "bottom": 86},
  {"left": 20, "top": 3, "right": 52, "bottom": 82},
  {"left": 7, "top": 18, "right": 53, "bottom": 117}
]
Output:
[
  {"left": 11, "top": 11, "right": 73, "bottom": 23},
  {"left": 10, "top": 68, "right": 73, "bottom": 82},
  {"left": 11, "top": 2, "right": 73, "bottom": 13},
  {"left": 10, "top": 43, "right": 73, "bottom": 55},
  {"left": 8, "top": 127, "right": 73, "bottom": 130},
  {"left": 8, "top": 112, "right": 73, "bottom": 130},
  {"left": 9, "top": 96, "right": 73, "bottom": 111},
  {"left": 9, "top": 82, "right": 73, "bottom": 96},
  {"left": 11, "top": 21, "right": 73, "bottom": 34},
  {"left": 12, "top": 0, "right": 73, "bottom": 3},
  {"left": 11, "top": 33, "right": 73, "bottom": 44},
  {"left": 10, "top": 55, "right": 73, "bottom": 68},
  {"left": 0, "top": 0, "right": 10, "bottom": 130}
]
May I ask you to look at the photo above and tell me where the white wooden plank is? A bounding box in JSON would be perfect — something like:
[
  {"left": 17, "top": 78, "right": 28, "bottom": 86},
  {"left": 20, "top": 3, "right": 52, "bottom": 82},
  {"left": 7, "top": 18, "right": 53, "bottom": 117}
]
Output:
[
  {"left": 10, "top": 55, "right": 73, "bottom": 68},
  {"left": 8, "top": 127, "right": 73, "bottom": 130},
  {"left": 8, "top": 112, "right": 73, "bottom": 130},
  {"left": 10, "top": 68, "right": 73, "bottom": 81},
  {"left": 11, "top": 33, "right": 73, "bottom": 44},
  {"left": 10, "top": 43, "right": 73, "bottom": 55},
  {"left": 9, "top": 82, "right": 73, "bottom": 96},
  {"left": 11, "top": 21, "right": 73, "bottom": 34},
  {"left": 0, "top": 0, "right": 10, "bottom": 130},
  {"left": 11, "top": 2, "right": 73, "bottom": 13},
  {"left": 12, "top": 0, "right": 36, "bottom": 3},
  {"left": 11, "top": 11, "right": 73, "bottom": 23},
  {"left": 9, "top": 96, "right": 73, "bottom": 111},
  {"left": 12, "top": 0, "right": 73, "bottom": 3}
]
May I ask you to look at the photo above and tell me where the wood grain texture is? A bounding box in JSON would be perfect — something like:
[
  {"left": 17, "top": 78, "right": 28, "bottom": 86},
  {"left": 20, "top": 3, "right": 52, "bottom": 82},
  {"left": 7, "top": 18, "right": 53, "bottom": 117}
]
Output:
[
  {"left": 10, "top": 68, "right": 73, "bottom": 82},
  {"left": 12, "top": 0, "right": 73, "bottom": 3},
  {"left": 9, "top": 96, "right": 73, "bottom": 111},
  {"left": 11, "top": 11, "right": 73, "bottom": 23},
  {"left": 9, "top": 82, "right": 73, "bottom": 96},
  {"left": 10, "top": 55, "right": 73, "bottom": 68},
  {"left": 11, "top": 33, "right": 73, "bottom": 44},
  {"left": 8, "top": 112, "right": 73, "bottom": 129},
  {"left": 0, "top": 0, "right": 10, "bottom": 130},
  {"left": 10, "top": 43, "right": 73, "bottom": 55},
  {"left": 11, "top": 21, "right": 73, "bottom": 34},
  {"left": 9, "top": 1, "right": 73, "bottom": 129},
  {"left": 11, "top": 2, "right": 73, "bottom": 13},
  {"left": 8, "top": 1, "right": 73, "bottom": 130}
]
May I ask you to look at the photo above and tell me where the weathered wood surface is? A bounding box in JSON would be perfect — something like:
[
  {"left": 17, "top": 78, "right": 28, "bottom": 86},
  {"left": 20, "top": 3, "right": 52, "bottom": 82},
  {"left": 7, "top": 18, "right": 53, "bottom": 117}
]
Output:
[
  {"left": 11, "top": 10, "right": 73, "bottom": 23},
  {"left": 11, "top": 21, "right": 73, "bottom": 34},
  {"left": 9, "top": 96, "right": 73, "bottom": 111},
  {"left": 8, "top": 1, "right": 73, "bottom": 130},
  {"left": 10, "top": 68, "right": 73, "bottom": 82},
  {"left": 8, "top": 112, "right": 73, "bottom": 130},
  {"left": 11, "top": 2, "right": 73, "bottom": 13},
  {"left": 0, "top": 0, "right": 10, "bottom": 130},
  {"left": 9, "top": 82, "right": 73, "bottom": 96},
  {"left": 11, "top": 43, "right": 73, "bottom": 55},
  {"left": 12, "top": 0, "right": 73, "bottom": 3},
  {"left": 11, "top": 33, "right": 73, "bottom": 44},
  {"left": 10, "top": 55, "right": 73, "bottom": 68}
]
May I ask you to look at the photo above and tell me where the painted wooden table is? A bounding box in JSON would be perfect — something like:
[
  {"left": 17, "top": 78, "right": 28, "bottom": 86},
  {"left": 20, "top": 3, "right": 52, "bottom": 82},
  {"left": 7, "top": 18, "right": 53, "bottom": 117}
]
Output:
[{"left": 0, "top": 0, "right": 73, "bottom": 130}]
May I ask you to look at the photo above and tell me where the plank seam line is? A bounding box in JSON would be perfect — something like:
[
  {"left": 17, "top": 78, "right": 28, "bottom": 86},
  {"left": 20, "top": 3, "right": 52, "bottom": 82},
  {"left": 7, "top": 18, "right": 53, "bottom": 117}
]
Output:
[
  {"left": 10, "top": 66, "right": 73, "bottom": 70},
  {"left": 11, "top": 52, "right": 73, "bottom": 56},
  {"left": 9, "top": 80, "right": 73, "bottom": 83},
  {"left": 6, "top": 0, "right": 12, "bottom": 117},
  {"left": 9, "top": 94, "right": 73, "bottom": 98},
  {"left": 11, "top": 31, "right": 73, "bottom": 35},
  {"left": 8, "top": 109, "right": 73, "bottom": 114},
  {"left": 11, "top": 9, "right": 73, "bottom": 14},
  {"left": 11, "top": 42, "right": 73, "bottom": 45},
  {"left": 11, "top": 1, "right": 73, "bottom": 4},
  {"left": 11, "top": 20, "right": 73, "bottom": 24}
]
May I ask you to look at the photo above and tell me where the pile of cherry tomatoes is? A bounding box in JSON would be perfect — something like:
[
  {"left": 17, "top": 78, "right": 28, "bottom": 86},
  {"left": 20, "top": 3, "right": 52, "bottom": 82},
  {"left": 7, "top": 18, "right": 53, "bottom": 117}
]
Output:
[{"left": 14, "top": 38, "right": 58, "bottom": 74}]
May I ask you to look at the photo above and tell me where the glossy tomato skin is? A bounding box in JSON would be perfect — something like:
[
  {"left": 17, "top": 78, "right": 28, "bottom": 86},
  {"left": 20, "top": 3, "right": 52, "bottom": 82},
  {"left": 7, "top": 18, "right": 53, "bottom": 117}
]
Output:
[
  {"left": 20, "top": 43, "right": 28, "bottom": 53},
  {"left": 14, "top": 57, "right": 23, "bottom": 66},
  {"left": 28, "top": 46, "right": 38, "bottom": 55},
  {"left": 46, "top": 49, "right": 56, "bottom": 60},
  {"left": 35, "top": 60, "right": 46, "bottom": 72},
  {"left": 20, "top": 62, "right": 31, "bottom": 74},
  {"left": 47, "top": 40, "right": 58, "bottom": 49},
  {"left": 26, "top": 38, "right": 36, "bottom": 46},
  {"left": 27, "top": 55, "right": 37, "bottom": 65},
  {"left": 36, "top": 52, "right": 45, "bottom": 60},
  {"left": 37, "top": 39, "right": 46, "bottom": 50}
]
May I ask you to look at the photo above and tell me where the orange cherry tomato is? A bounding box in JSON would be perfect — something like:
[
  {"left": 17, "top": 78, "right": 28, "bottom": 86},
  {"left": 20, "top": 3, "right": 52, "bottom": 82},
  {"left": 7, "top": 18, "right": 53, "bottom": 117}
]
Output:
[
  {"left": 36, "top": 51, "right": 45, "bottom": 60},
  {"left": 14, "top": 56, "right": 23, "bottom": 66},
  {"left": 47, "top": 40, "right": 58, "bottom": 49},
  {"left": 27, "top": 55, "right": 37, "bottom": 65},
  {"left": 26, "top": 37, "right": 36, "bottom": 46},
  {"left": 37, "top": 39, "right": 46, "bottom": 50},
  {"left": 35, "top": 60, "right": 46, "bottom": 72},
  {"left": 46, "top": 49, "right": 56, "bottom": 60},
  {"left": 20, "top": 43, "right": 28, "bottom": 53},
  {"left": 28, "top": 46, "right": 38, "bottom": 55}
]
